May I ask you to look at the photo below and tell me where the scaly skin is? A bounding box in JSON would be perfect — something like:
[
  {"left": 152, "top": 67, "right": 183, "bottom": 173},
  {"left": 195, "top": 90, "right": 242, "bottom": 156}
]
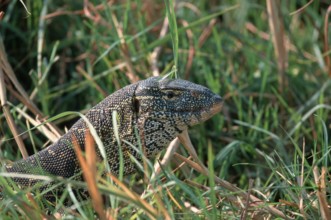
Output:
[{"left": 5, "top": 76, "right": 222, "bottom": 188}]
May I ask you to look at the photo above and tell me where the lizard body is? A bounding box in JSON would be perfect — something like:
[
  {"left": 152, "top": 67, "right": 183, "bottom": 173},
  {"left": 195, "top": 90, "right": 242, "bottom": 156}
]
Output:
[{"left": 4, "top": 76, "right": 222, "bottom": 188}]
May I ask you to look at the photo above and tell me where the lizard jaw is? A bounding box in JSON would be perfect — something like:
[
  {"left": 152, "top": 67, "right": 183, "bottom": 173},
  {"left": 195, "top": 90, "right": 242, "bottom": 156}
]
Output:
[{"left": 190, "top": 94, "right": 223, "bottom": 125}]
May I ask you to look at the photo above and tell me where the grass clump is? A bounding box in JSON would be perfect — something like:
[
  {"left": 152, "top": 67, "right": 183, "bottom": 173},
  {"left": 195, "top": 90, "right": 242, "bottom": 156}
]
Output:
[{"left": 0, "top": 1, "right": 330, "bottom": 219}]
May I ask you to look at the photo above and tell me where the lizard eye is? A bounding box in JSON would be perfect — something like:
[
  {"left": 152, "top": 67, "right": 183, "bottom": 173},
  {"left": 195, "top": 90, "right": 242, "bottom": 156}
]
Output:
[
  {"left": 163, "top": 90, "right": 181, "bottom": 100},
  {"left": 166, "top": 91, "right": 175, "bottom": 99}
]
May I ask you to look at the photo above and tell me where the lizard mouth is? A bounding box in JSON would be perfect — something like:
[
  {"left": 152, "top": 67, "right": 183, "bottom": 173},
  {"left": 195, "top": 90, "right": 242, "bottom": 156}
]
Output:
[{"left": 190, "top": 95, "right": 223, "bottom": 125}]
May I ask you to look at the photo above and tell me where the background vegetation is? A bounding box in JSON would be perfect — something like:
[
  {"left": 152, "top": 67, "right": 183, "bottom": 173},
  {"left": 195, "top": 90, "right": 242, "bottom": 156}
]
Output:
[{"left": 0, "top": 0, "right": 330, "bottom": 219}]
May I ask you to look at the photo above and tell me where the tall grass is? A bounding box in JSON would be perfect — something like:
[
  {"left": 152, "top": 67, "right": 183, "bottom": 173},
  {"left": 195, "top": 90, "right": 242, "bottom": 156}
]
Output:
[{"left": 0, "top": 1, "right": 330, "bottom": 219}]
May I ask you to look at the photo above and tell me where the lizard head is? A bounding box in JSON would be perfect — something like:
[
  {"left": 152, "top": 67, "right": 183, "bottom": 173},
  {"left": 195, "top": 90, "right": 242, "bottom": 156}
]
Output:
[
  {"left": 131, "top": 76, "right": 222, "bottom": 156},
  {"left": 133, "top": 76, "right": 222, "bottom": 131}
]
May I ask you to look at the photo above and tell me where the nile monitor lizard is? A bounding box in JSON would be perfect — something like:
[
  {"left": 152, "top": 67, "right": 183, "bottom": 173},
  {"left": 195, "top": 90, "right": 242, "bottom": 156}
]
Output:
[{"left": 4, "top": 76, "right": 222, "bottom": 189}]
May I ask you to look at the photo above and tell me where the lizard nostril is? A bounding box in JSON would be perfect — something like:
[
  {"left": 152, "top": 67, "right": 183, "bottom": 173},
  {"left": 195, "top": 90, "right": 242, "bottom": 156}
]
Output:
[{"left": 214, "top": 95, "right": 222, "bottom": 104}]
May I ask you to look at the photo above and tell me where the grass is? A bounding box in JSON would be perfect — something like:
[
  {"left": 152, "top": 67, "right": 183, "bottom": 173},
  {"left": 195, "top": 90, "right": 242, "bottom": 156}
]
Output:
[{"left": 0, "top": 0, "right": 331, "bottom": 219}]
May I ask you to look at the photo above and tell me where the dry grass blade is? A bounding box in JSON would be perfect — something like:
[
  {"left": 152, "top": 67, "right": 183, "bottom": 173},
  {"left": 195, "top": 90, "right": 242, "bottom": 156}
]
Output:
[
  {"left": 76, "top": 65, "right": 108, "bottom": 98},
  {"left": 0, "top": 67, "right": 28, "bottom": 158},
  {"left": 313, "top": 166, "right": 331, "bottom": 219},
  {"left": 109, "top": 174, "right": 160, "bottom": 220},
  {"left": 151, "top": 137, "right": 180, "bottom": 180},
  {"left": 7, "top": 193, "right": 54, "bottom": 220},
  {"left": 0, "top": 37, "right": 62, "bottom": 146},
  {"left": 289, "top": 0, "right": 314, "bottom": 16},
  {"left": 152, "top": 186, "right": 172, "bottom": 220},
  {"left": 5, "top": 83, "right": 62, "bottom": 141},
  {"left": 2, "top": 106, "right": 28, "bottom": 158},
  {"left": 0, "top": 40, "right": 43, "bottom": 117},
  {"left": 181, "top": 20, "right": 195, "bottom": 79},
  {"left": 72, "top": 130, "right": 108, "bottom": 220},
  {"left": 165, "top": 187, "right": 183, "bottom": 210},
  {"left": 44, "top": 0, "right": 114, "bottom": 19},
  {"left": 170, "top": 153, "right": 194, "bottom": 178},
  {"left": 299, "top": 138, "right": 307, "bottom": 220},
  {"left": 266, "top": 0, "right": 287, "bottom": 92},
  {"left": 198, "top": 18, "right": 217, "bottom": 48},
  {"left": 177, "top": 130, "right": 289, "bottom": 219},
  {"left": 26, "top": 193, "right": 38, "bottom": 210},
  {"left": 174, "top": 152, "right": 246, "bottom": 197},
  {"left": 324, "top": 6, "right": 331, "bottom": 77},
  {"left": 241, "top": 179, "right": 254, "bottom": 219},
  {"left": 13, "top": 107, "right": 60, "bottom": 143},
  {"left": 151, "top": 17, "right": 169, "bottom": 76},
  {"left": 5, "top": 83, "right": 43, "bottom": 117},
  {"left": 0, "top": 68, "right": 6, "bottom": 105},
  {"left": 21, "top": 201, "right": 54, "bottom": 220},
  {"left": 245, "top": 22, "right": 316, "bottom": 62},
  {"left": 111, "top": 12, "right": 139, "bottom": 83},
  {"left": 174, "top": 153, "right": 289, "bottom": 218},
  {"left": 85, "top": 130, "right": 115, "bottom": 219}
]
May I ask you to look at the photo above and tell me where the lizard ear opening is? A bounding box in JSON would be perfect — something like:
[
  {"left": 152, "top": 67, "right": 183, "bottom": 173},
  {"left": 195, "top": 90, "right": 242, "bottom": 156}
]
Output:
[{"left": 133, "top": 98, "right": 140, "bottom": 113}]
